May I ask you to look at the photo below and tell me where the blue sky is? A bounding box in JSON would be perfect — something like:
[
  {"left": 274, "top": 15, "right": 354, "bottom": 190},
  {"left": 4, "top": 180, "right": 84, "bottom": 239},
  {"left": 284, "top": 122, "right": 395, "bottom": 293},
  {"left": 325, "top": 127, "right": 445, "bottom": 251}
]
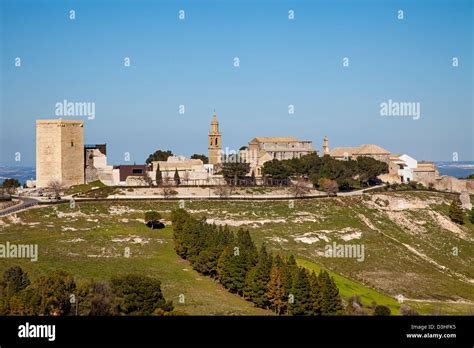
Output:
[{"left": 1, "top": 0, "right": 472, "bottom": 166}]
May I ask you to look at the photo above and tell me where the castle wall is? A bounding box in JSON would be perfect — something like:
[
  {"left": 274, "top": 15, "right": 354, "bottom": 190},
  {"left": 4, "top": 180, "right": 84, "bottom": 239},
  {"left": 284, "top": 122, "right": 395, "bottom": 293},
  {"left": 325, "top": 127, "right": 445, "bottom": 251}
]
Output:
[
  {"left": 431, "top": 177, "right": 474, "bottom": 194},
  {"left": 413, "top": 171, "right": 437, "bottom": 185}
]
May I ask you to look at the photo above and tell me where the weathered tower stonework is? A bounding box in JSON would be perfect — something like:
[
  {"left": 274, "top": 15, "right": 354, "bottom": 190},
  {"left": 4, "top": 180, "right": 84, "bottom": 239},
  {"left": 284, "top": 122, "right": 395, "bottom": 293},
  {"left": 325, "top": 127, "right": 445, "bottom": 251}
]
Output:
[
  {"left": 208, "top": 112, "right": 222, "bottom": 165},
  {"left": 323, "top": 136, "right": 330, "bottom": 155},
  {"left": 36, "top": 119, "right": 85, "bottom": 188}
]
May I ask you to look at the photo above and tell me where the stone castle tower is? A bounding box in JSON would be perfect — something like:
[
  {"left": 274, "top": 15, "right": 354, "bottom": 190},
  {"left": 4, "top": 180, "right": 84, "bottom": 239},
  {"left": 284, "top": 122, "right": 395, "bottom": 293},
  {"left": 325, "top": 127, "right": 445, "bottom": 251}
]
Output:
[
  {"left": 36, "top": 119, "right": 85, "bottom": 188},
  {"left": 323, "top": 136, "right": 330, "bottom": 155},
  {"left": 208, "top": 112, "right": 222, "bottom": 165}
]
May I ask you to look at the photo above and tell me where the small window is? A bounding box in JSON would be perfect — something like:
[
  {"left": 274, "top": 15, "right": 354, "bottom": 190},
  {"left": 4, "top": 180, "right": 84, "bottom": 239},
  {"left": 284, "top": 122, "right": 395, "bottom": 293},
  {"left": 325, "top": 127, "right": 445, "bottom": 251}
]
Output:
[
  {"left": 71, "top": 141, "right": 74, "bottom": 147},
  {"left": 132, "top": 169, "right": 143, "bottom": 174}
]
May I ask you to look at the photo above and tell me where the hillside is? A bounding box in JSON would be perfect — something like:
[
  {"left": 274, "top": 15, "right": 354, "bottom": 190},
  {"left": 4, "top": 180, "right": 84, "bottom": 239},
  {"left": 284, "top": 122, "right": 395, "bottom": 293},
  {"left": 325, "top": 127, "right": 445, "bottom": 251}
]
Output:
[
  {"left": 0, "top": 190, "right": 472, "bottom": 315},
  {"left": 0, "top": 206, "right": 269, "bottom": 315}
]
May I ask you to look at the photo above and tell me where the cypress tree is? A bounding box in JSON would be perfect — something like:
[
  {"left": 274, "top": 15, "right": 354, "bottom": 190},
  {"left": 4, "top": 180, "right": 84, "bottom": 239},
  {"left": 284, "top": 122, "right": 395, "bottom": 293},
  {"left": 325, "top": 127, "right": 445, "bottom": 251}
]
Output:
[
  {"left": 244, "top": 267, "right": 257, "bottom": 299},
  {"left": 216, "top": 244, "right": 248, "bottom": 294},
  {"left": 217, "top": 246, "right": 234, "bottom": 290},
  {"left": 319, "top": 270, "right": 343, "bottom": 315},
  {"left": 155, "top": 163, "right": 162, "bottom": 186},
  {"left": 309, "top": 271, "right": 322, "bottom": 315},
  {"left": 448, "top": 199, "right": 464, "bottom": 224},
  {"left": 288, "top": 267, "right": 312, "bottom": 316},
  {"left": 174, "top": 168, "right": 181, "bottom": 185},
  {"left": 195, "top": 225, "right": 230, "bottom": 278},
  {"left": 244, "top": 244, "right": 272, "bottom": 307},
  {"left": 266, "top": 260, "right": 286, "bottom": 315},
  {"left": 469, "top": 206, "right": 474, "bottom": 224},
  {"left": 171, "top": 209, "right": 193, "bottom": 257},
  {"left": 236, "top": 229, "right": 258, "bottom": 267},
  {"left": 219, "top": 229, "right": 257, "bottom": 295},
  {"left": 281, "top": 255, "right": 298, "bottom": 298}
]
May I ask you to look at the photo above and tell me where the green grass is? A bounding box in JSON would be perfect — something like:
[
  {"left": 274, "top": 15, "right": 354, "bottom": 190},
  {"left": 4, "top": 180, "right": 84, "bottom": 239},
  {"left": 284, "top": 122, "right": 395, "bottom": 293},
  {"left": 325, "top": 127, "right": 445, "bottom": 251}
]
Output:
[
  {"left": 0, "top": 204, "right": 269, "bottom": 315},
  {"left": 66, "top": 180, "right": 106, "bottom": 195},
  {"left": 296, "top": 257, "right": 400, "bottom": 313},
  {"left": 1, "top": 190, "right": 473, "bottom": 315}
]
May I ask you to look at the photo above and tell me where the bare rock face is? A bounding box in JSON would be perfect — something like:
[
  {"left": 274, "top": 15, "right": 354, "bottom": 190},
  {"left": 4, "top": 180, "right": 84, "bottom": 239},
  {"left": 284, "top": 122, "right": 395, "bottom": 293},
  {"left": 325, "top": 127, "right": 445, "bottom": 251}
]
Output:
[{"left": 459, "top": 190, "right": 472, "bottom": 210}]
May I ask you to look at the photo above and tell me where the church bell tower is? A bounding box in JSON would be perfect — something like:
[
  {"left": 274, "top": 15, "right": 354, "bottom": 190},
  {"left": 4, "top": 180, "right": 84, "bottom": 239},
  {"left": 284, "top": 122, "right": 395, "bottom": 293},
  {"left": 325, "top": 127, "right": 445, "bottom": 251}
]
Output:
[{"left": 208, "top": 112, "right": 222, "bottom": 165}]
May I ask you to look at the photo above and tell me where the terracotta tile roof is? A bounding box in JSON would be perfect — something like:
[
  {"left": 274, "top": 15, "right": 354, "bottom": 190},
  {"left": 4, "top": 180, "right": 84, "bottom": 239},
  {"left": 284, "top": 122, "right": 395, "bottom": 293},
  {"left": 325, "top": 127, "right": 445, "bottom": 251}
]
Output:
[
  {"left": 331, "top": 144, "right": 391, "bottom": 157},
  {"left": 251, "top": 136, "right": 302, "bottom": 143},
  {"left": 414, "top": 162, "right": 436, "bottom": 172},
  {"left": 355, "top": 144, "right": 391, "bottom": 155},
  {"left": 330, "top": 147, "right": 357, "bottom": 157}
]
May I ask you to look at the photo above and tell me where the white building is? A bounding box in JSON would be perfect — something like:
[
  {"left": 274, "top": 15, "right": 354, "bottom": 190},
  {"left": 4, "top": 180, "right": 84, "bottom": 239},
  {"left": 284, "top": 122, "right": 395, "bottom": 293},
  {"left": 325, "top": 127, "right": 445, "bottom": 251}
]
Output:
[
  {"left": 390, "top": 154, "right": 417, "bottom": 183},
  {"left": 151, "top": 156, "right": 222, "bottom": 185}
]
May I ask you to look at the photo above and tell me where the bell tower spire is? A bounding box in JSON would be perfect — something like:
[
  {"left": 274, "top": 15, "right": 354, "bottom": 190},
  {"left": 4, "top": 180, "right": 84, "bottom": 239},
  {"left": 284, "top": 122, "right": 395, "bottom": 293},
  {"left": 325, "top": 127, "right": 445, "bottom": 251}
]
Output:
[{"left": 208, "top": 111, "right": 222, "bottom": 165}]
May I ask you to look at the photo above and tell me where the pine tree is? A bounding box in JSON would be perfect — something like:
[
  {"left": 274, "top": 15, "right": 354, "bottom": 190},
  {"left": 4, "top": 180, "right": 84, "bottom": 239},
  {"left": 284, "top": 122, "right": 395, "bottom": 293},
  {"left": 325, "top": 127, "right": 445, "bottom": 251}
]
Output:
[
  {"left": 155, "top": 163, "right": 162, "bottom": 186},
  {"left": 266, "top": 261, "right": 286, "bottom": 315},
  {"left": 217, "top": 244, "right": 248, "bottom": 294},
  {"left": 288, "top": 267, "right": 312, "bottom": 316},
  {"left": 217, "top": 229, "right": 257, "bottom": 295},
  {"left": 3, "top": 266, "right": 30, "bottom": 298},
  {"left": 244, "top": 244, "right": 272, "bottom": 307},
  {"left": 174, "top": 168, "right": 181, "bottom": 185},
  {"left": 236, "top": 229, "right": 258, "bottom": 267},
  {"left": 448, "top": 199, "right": 464, "bottom": 224},
  {"left": 171, "top": 209, "right": 192, "bottom": 257},
  {"left": 217, "top": 246, "right": 235, "bottom": 290},
  {"left": 195, "top": 225, "right": 230, "bottom": 278},
  {"left": 281, "top": 255, "right": 298, "bottom": 298},
  {"left": 319, "top": 270, "right": 343, "bottom": 315},
  {"left": 244, "top": 267, "right": 257, "bottom": 299},
  {"left": 309, "top": 271, "right": 322, "bottom": 315}
]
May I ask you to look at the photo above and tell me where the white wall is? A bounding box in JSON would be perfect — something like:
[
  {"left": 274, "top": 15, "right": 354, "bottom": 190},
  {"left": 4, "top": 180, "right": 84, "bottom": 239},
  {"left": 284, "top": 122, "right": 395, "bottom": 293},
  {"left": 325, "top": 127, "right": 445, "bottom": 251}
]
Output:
[{"left": 398, "top": 154, "right": 417, "bottom": 182}]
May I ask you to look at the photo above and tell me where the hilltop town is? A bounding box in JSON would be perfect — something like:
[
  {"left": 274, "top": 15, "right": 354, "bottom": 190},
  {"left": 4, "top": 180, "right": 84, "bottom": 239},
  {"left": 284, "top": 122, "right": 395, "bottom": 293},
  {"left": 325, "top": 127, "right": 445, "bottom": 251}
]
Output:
[
  {"left": 0, "top": 116, "right": 473, "bottom": 319},
  {"left": 10, "top": 113, "right": 468, "bottom": 199}
]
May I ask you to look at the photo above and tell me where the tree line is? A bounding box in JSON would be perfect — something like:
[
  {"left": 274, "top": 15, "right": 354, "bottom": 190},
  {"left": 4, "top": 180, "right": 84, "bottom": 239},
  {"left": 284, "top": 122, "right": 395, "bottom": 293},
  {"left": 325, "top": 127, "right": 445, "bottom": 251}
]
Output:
[
  {"left": 145, "top": 149, "right": 208, "bottom": 164},
  {"left": 0, "top": 266, "right": 174, "bottom": 316},
  {"left": 1, "top": 178, "right": 22, "bottom": 197},
  {"left": 171, "top": 209, "right": 343, "bottom": 315},
  {"left": 262, "top": 154, "right": 388, "bottom": 191}
]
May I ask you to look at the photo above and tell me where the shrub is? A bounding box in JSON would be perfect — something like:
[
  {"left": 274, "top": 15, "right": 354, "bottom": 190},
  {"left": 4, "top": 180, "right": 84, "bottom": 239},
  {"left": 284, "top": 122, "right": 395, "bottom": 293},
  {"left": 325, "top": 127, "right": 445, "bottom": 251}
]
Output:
[
  {"left": 111, "top": 274, "right": 173, "bottom": 315},
  {"left": 144, "top": 211, "right": 162, "bottom": 222},
  {"left": 400, "top": 304, "right": 419, "bottom": 316},
  {"left": 448, "top": 199, "right": 464, "bottom": 225},
  {"left": 373, "top": 305, "right": 391, "bottom": 316}
]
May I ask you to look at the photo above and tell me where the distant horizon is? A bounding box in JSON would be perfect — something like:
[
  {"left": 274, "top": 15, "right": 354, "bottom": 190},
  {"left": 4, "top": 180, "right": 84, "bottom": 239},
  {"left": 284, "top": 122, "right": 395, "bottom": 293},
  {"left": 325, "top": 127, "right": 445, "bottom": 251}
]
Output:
[
  {"left": 1, "top": 0, "right": 472, "bottom": 166},
  {"left": 2, "top": 160, "right": 474, "bottom": 186},
  {"left": 3, "top": 160, "right": 474, "bottom": 168}
]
